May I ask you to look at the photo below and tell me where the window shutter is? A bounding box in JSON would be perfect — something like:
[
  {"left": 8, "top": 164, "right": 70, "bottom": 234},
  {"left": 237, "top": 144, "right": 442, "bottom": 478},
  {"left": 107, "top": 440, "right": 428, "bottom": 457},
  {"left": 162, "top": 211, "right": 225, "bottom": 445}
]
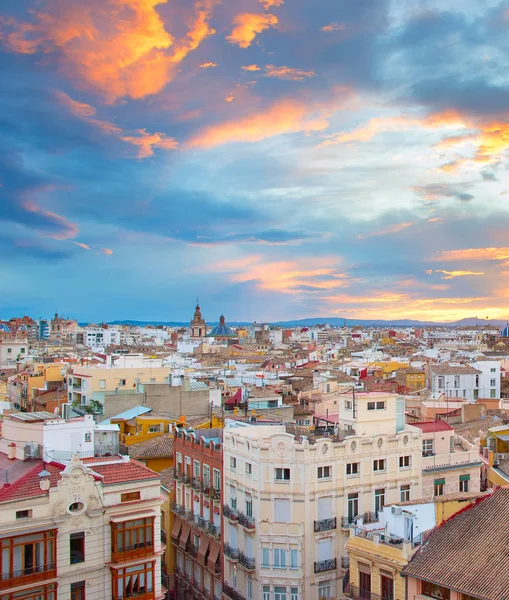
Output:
[
  {"left": 318, "top": 496, "right": 332, "bottom": 519},
  {"left": 275, "top": 498, "right": 290, "bottom": 523},
  {"left": 317, "top": 538, "right": 332, "bottom": 561}
]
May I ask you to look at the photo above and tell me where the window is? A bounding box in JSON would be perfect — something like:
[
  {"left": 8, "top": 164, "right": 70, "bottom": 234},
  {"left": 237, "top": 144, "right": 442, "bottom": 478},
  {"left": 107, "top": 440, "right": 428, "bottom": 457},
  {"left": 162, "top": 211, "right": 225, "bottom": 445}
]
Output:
[
  {"left": 275, "top": 587, "right": 287, "bottom": 600},
  {"left": 247, "top": 579, "right": 253, "bottom": 600},
  {"left": 400, "top": 484, "right": 411, "bottom": 502},
  {"left": 434, "top": 478, "right": 445, "bottom": 497},
  {"left": 119, "top": 379, "right": 126, "bottom": 386},
  {"left": 459, "top": 474, "right": 470, "bottom": 492},
  {"left": 71, "top": 581, "right": 86, "bottom": 600},
  {"left": 317, "top": 466, "right": 331, "bottom": 479},
  {"left": 345, "top": 400, "right": 352, "bottom": 410},
  {"left": 318, "top": 581, "right": 331, "bottom": 599},
  {"left": 367, "top": 402, "right": 376, "bottom": 410},
  {"left": 204, "top": 572, "right": 211, "bottom": 592},
  {"left": 275, "top": 468, "right": 290, "bottom": 481},
  {"left": 346, "top": 462, "right": 360, "bottom": 476},
  {"left": 230, "top": 485, "right": 237, "bottom": 510},
  {"left": 4, "top": 584, "right": 57, "bottom": 600},
  {"left": 262, "top": 586, "right": 270, "bottom": 600},
  {"left": 15, "top": 510, "right": 32, "bottom": 519},
  {"left": 99, "top": 379, "right": 106, "bottom": 389},
  {"left": 454, "top": 376, "right": 460, "bottom": 388},
  {"left": 70, "top": 532, "right": 85, "bottom": 564},
  {"left": 69, "top": 502, "right": 84, "bottom": 513},
  {"left": 275, "top": 498, "right": 290, "bottom": 522},
  {"left": 274, "top": 548, "right": 287, "bottom": 568},
  {"left": 121, "top": 492, "right": 140, "bottom": 502},
  {"left": 491, "top": 367, "right": 496, "bottom": 372},
  {"left": 245, "top": 493, "right": 253, "bottom": 517},
  {"left": 213, "top": 468, "right": 221, "bottom": 491},
  {"left": 490, "top": 378, "right": 496, "bottom": 387},
  {"left": 0, "top": 530, "right": 56, "bottom": 582},
  {"left": 421, "top": 581, "right": 450, "bottom": 599},
  {"left": 376, "top": 401, "right": 386, "bottom": 410},
  {"left": 262, "top": 547, "right": 270, "bottom": 567},
  {"left": 422, "top": 439, "right": 434, "bottom": 456},
  {"left": 148, "top": 425, "right": 161, "bottom": 433},
  {"left": 380, "top": 572, "right": 394, "bottom": 600},
  {"left": 112, "top": 561, "right": 154, "bottom": 600},
  {"left": 490, "top": 389, "right": 496, "bottom": 398},
  {"left": 347, "top": 492, "right": 359, "bottom": 523},
  {"left": 374, "top": 488, "right": 385, "bottom": 516},
  {"left": 7, "top": 348, "right": 11, "bottom": 354},
  {"left": 111, "top": 518, "right": 154, "bottom": 561},
  {"left": 290, "top": 548, "right": 298, "bottom": 569},
  {"left": 373, "top": 459, "right": 386, "bottom": 472},
  {"left": 399, "top": 456, "right": 411, "bottom": 468},
  {"left": 194, "top": 460, "right": 200, "bottom": 478},
  {"left": 437, "top": 376, "right": 444, "bottom": 388},
  {"left": 291, "top": 588, "right": 299, "bottom": 600},
  {"left": 230, "top": 457, "right": 237, "bottom": 472},
  {"left": 203, "top": 464, "right": 210, "bottom": 487},
  {"left": 245, "top": 462, "right": 252, "bottom": 475}
]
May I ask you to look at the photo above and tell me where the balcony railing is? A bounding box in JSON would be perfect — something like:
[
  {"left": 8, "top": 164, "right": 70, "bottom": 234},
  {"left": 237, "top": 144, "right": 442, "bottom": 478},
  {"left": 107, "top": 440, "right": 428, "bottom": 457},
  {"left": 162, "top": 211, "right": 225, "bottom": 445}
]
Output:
[
  {"left": 201, "top": 482, "right": 211, "bottom": 495},
  {"left": 346, "top": 584, "right": 383, "bottom": 600},
  {"left": 182, "top": 474, "right": 191, "bottom": 485},
  {"left": 174, "top": 471, "right": 182, "bottom": 481},
  {"left": 238, "top": 512, "right": 256, "bottom": 531},
  {"left": 314, "top": 558, "right": 337, "bottom": 573},
  {"left": 224, "top": 543, "right": 239, "bottom": 561},
  {"left": 207, "top": 522, "right": 220, "bottom": 538},
  {"left": 160, "top": 529, "right": 167, "bottom": 545},
  {"left": 210, "top": 487, "right": 221, "bottom": 500},
  {"left": 170, "top": 501, "right": 185, "bottom": 516},
  {"left": 223, "top": 582, "right": 247, "bottom": 600},
  {"left": 223, "top": 505, "right": 238, "bottom": 521},
  {"left": 314, "top": 517, "right": 337, "bottom": 532},
  {"left": 0, "top": 564, "right": 57, "bottom": 590},
  {"left": 187, "top": 544, "right": 199, "bottom": 558},
  {"left": 341, "top": 556, "right": 350, "bottom": 569},
  {"left": 184, "top": 510, "right": 194, "bottom": 522},
  {"left": 111, "top": 541, "right": 154, "bottom": 563},
  {"left": 238, "top": 551, "right": 255, "bottom": 571},
  {"left": 196, "top": 516, "right": 208, "bottom": 531},
  {"left": 341, "top": 516, "right": 356, "bottom": 529},
  {"left": 191, "top": 477, "right": 201, "bottom": 490}
]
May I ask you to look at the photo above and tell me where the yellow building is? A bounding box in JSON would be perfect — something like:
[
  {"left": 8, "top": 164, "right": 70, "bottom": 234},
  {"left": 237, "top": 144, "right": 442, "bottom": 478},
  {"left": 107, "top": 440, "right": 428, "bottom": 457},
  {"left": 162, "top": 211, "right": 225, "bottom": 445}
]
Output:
[
  {"left": 160, "top": 468, "right": 175, "bottom": 593},
  {"left": 9, "top": 363, "right": 66, "bottom": 410},
  {"left": 372, "top": 361, "right": 409, "bottom": 379},
  {"left": 129, "top": 433, "right": 175, "bottom": 472},
  {"left": 394, "top": 367, "right": 426, "bottom": 392},
  {"left": 480, "top": 423, "right": 509, "bottom": 486},
  {"left": 0, "top": 379, "right": 7, "bottom": 402}
]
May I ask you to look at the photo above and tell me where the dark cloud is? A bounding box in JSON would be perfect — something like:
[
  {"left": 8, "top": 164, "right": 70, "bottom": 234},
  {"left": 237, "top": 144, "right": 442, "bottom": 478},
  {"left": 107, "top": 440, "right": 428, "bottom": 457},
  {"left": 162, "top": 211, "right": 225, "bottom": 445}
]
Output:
[{"left": 412, "top": 183, "right": 474, "bottom": 204}]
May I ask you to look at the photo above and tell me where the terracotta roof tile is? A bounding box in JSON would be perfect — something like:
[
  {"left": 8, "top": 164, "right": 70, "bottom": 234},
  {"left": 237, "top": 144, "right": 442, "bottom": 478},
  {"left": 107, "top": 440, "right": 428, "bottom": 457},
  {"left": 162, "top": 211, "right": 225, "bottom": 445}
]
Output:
[
  {"left": 403, "top": 488, "right": 509, "bottom": 599},
  {"left": 128, "top": 434, "right": 174, "bottom": 459},
  {"left": 412, "top": 420, "right": 454, "bottom": 433},
  {"left": 429, "top": 363, "right": 482, "bottom": 375},
  {"left": 91, "top": 459, "right": 160, "bottom": 485},
  {"left": 0, "top": 461, "right": 64, "bottom": 503}
]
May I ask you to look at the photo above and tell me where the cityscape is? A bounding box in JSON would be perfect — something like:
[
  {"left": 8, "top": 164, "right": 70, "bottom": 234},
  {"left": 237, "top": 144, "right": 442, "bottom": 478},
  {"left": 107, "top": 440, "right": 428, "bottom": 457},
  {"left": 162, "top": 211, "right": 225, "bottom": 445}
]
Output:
[
  {"left": 0, "top": 307, "right": 509, "bottom": 600},
  {"left": 2, "top": 0, "right": 509, "bottom": 599}
]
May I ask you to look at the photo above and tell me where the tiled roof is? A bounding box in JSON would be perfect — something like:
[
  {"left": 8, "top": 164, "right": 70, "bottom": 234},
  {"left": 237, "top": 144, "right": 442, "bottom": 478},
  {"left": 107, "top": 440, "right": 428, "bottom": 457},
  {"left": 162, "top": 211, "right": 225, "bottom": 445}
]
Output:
[
  {"left": 129, "top": 434, "right": 174, "bottom": 459},
  {"left": 412, "top": 420, "right": 454, "bottom": 433},
  {"left": 429, "top": 363, "right": 481, "bottom": 375},
  {"left": 91, "top": 459, "right": 160, "bottom": 485},
  {"left": 0, "top": 461, "right": 64, "bottom": 503},
  {"left": 403, "top": 488, "right": 509, "bottom": 599},
  {"left": 159, "top": 467, "right": 175, "bottom": 491}
]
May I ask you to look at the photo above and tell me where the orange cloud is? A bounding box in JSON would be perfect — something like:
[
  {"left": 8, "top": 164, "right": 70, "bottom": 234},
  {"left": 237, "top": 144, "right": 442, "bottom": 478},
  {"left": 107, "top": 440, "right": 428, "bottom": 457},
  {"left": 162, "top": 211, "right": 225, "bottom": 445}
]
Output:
[
  {"left": 322, "top": 22, "right": 347, "bottom": 32},
  {"left": 358, "top": 222, "right": 414, "bottom": 239},
  {"left": 23, "top": 202, "right": 78, "bottom": 240},
  {"left": 73, "top": 241, "right": 91, "bottom": 250},
  {"left": 242, "top": 64, "right": 261, "bottom": 71},
  {"left": 119, "top": 129, "right": 178, "bottom": 158},
  {"left": 259, "top": 0, "right": 284, "bottom": 8},
  {"left": 264, "top": 65, "right": 315, "bottom": 81},
  {"left": 226, "top": 13, "right": 278, "bottom": 48},
  {"left": 435, "top": 247, "right": 509, "bottom": 262},
  {"left": 199, "top": 61, "right": 217, "bottom": 68},
  {"left": 434, "top": 270, "right": 485, "bottom": 280},
  {"left": 1, "top": 0, "right": 216, "bottom": 102},
  {"left": 225, "top": 95, "right": 235, "bottom": 103},
  {"left": 187, "top": 94, "right": 351, "bottom": 148},
  {"left": 102, "top": 248, "right": 113, "bottom": 255},
  {"left": 428, "top": 217, "right": 443, "bottom": 223}
]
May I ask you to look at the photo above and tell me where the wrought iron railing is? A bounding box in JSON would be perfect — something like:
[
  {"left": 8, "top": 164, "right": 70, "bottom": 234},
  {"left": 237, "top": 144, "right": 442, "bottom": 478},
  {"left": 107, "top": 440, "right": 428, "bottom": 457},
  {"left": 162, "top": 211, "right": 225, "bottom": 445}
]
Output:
[
  {"left": 170, "top": 501, "right": 185, "bottom": 516},
  {"left": 224, "top": 543, "right": 239, "bottom": 561},
  {"left": 201, "top": 482, "right": 211, "bottom": 495},
  {"left": 238, "top": 512, "right": 255, "bottom": 530},
  {"left": 223, "top": 582, "right": 247, "bottom": 600},
  {"left": 341, "top": 516, "right": 356, "bottom": 528},
  {"left": 210, "top": 487, "right": 221, "bottom": 500},
  {"left": 196, "top": 516, "right": 208, "bottom": 530},
  {"left": 187, "top": 544, "right": 199, "bottom": 558},
  {"left": 223, "top": 504, "right": 238, "bottom": 520},
  {"left": 207, "top": 522, "right": 220, "bottom": 537},
  {"left": 341, "top": 556, "right": 350, "bottom": 569},
  {"left": 160, "top": 529, "right": 167, "bottom": 545},
  {"left": 314, "top": 558, "right": 337, "bottom": 573},
  {"left": 314, "top": 517, "right": 337, "bottom": 532},
  {"left": 346, "top": 584, "right": 383, "bottom": 600},
  {"left": 191, "top": 477, "right": 201, "bottom": 490},
  {"left": 182, "top": 474, "right": 190, "bottom": 485},
  {"left": 239, "top": 551, "right": 255, "bottom": 571}
]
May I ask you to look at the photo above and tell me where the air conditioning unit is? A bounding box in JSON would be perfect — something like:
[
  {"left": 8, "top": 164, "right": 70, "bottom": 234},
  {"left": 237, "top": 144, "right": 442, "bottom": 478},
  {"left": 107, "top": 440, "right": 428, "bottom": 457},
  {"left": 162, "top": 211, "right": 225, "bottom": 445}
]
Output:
[
  {"left": 391, "top": 506, "right": 402, "bottom": 515},
  {"left": 300, "top": 435, "right": 308, "bottom": 443},
  {"left": 496, "top": 453, "right": 507, "bottom": 461}
]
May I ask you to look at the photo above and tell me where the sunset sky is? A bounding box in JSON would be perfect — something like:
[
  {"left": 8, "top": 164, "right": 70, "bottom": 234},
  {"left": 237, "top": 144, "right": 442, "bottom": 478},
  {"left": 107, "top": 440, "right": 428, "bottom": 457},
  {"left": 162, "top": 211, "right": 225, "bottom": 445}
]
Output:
[{"left": 2, "top": 0, "right": 509, "bottom": 323}]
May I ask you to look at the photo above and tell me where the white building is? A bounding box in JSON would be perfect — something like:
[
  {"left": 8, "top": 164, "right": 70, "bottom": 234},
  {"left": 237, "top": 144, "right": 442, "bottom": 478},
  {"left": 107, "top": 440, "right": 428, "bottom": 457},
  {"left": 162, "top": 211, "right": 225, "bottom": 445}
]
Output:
[
  {"left": 427, "top": 363, "right": 481, "bottom": 402},
  {"left": 472, "top": 359, "right": 501, "bottom": 399},
  {"left": 0, "top": 338, "right": 28, "bottom": 369}
]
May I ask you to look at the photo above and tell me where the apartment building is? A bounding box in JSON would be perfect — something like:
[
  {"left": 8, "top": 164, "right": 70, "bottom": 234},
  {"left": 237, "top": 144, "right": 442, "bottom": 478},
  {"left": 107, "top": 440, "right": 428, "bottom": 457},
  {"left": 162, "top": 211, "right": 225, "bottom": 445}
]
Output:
[
  {"left": 222, "top": 393, "right": 423, "bottom": 600},
  {"left": 171, "top": 429, "right": 223, "bottom": 600},
  {"left": 412, "top": 421, "right": 482, "bottom": 499},
  {"left": 427, "top": 364, "right": 481, "bottom": 402},
  {"left": 0, "top": 411, "right": 164, "bottom": 600},
  {"left": 0, "top": 338, "right": 28, "bottom": 369}
]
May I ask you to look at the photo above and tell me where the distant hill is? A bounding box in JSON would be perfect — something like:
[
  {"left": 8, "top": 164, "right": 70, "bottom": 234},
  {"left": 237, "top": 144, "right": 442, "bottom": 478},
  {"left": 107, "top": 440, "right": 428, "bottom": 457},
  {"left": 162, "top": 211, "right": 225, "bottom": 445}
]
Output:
[{"left": 77, "top": 316, "right": 507, "bottom": 328}]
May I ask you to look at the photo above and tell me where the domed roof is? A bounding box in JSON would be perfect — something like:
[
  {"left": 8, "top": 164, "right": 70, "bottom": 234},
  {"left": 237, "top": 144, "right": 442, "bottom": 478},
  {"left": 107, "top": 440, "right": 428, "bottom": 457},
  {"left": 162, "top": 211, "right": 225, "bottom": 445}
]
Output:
[
  {"left": 206, "top": 315, "right": 235, "bottom": 338},
  {"left": 501, "top": 322, "right": 509, "bottom": 338}
]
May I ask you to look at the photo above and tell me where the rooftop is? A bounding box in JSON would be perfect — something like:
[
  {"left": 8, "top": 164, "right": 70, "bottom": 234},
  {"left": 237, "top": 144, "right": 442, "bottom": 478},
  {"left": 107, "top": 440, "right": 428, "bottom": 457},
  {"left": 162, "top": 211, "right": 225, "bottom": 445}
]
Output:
[
  {"left": 128, "top": 433, "right": 174, "bottom": 459},
  {"left": 412, "top": 420, "right": 454, "bottom": 433},
  {"left": 89, "top": 459, "right": 159, "bottom": 485}
]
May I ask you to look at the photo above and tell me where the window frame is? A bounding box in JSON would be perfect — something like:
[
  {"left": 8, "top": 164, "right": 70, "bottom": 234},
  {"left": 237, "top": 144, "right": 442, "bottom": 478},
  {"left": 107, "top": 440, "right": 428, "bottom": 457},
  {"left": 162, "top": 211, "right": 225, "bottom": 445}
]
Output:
[
  {"left": 111, "top": 561, "right": 155, "bottom": 600},
  {"left": 110, "top": 517, "right": 154, "bottom": 563},
  {"left": 275, "top": 468, "right": 291, "bottom": 481}
]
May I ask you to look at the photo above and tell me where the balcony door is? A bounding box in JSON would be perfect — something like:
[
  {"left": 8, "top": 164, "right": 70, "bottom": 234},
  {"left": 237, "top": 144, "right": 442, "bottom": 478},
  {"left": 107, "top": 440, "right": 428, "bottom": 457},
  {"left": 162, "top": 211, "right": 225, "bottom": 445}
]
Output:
[{"left": 359, "top": 564, "right": 371, "bottom": 600}]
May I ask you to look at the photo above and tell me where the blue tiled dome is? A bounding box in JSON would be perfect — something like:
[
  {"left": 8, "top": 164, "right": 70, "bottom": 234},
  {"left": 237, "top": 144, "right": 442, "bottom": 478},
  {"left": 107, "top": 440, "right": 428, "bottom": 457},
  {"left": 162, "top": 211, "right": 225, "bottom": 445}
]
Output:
[
  {"left": 206, "top": 315, "right": 235, "bottom": 338},
  {"left": 501, "top": 322, "right": 509, "bottom": 338}
]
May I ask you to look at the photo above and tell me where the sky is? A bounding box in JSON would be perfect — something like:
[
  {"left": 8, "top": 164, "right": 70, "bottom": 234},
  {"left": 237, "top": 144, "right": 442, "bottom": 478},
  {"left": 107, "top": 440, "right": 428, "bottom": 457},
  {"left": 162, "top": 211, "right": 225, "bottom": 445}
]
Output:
[{"left": 1, "top": 0, "right": 509, "bottom": 323}]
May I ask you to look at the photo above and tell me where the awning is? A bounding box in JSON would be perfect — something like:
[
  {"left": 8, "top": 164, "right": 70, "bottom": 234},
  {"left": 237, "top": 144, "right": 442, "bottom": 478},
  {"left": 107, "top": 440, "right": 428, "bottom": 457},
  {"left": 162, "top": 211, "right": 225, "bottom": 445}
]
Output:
[
  {"left": 171, "top": 516, "right": 182, "bottom": 540},
  {"left": 198, "top": 535, "right": 210, "bottom": 565},
  {"left": 179, "top": 521, "right": 190, "bottom": 549},
  {"left": 494, "top": 433, "right": 509, "bottom": 441},
  {"left": 434, "top": 478, "right": 445, "bottom": 486},
  {"left": 460, "top": 474, "right": 470, "bottom": 481},
  {"left": 207, "top": 540, "right": 220, "bottom": 572}
]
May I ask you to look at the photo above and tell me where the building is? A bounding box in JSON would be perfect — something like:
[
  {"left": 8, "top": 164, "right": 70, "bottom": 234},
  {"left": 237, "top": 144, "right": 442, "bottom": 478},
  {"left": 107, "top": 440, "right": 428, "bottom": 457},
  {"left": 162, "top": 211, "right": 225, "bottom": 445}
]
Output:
[
  {"left": 190, "top": 303, "right": 207, "bottom": 339},
  {"left": 394, "top": 367, "right": 426, "bottom": 392},
  {"left": 0, "top": 338, "right": 28, "bottom": 369},
  {"left": 479, "top": 423, "right": 509, "bottom": 487},
  {"left": 171, "top": 428, "right": 223, "bottom": 600},
  {"left": 8, "top": 363, "right": 67, "bottom": 411},
  {"left": 403, "top": 488, "right": 507, "bottom": 600},
  {"left": 206, "top": 316, "right": 236, "bottom": 340},
  {"left": 0, "top": 411, "right": 165, "bottom": 600},
  {"left": 412, "top": 421, "right": 482, "bottom": 499},
  {"left": 472, "top": 359, "right": 501, "bottom": 400},
  {"left": 49, "top": 313, "right": 78, "bottom": 341},
  {"left": 129, "top": 434, "right": 175, "bottom": 472},
  {"left": 222, "top": 393, "right": 423, "bottom": 600},
  {"left": 427, "top": 363, "right": 481, "bottom": 402},
  {"left": 346, "top": 492, "right": 488, "bottom": 600}
]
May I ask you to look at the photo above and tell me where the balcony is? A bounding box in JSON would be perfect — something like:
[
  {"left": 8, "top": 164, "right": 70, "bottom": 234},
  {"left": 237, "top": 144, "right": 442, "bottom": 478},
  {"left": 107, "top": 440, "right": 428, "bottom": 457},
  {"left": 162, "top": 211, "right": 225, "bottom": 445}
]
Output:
[
  {"left": 184, "top": 510, "right": 194, "bottom": 523},
  {"left": 207, "top": 522, "right": 220, "bottom": 538},
  {"left": 314, "top": 517, "right": 337, "bottom": 532},
  {"left": 174, "top": 471, "right": 182, "bottom": 482},
  {"left": 196, "top": 516, "right": 208, "bottom": 531},
  {"left": 341, "top": 556, "right": 350, "bottom": 569},
  {"left": 182, "top": 474, "right": 191, "bottom": 485},
  {"left": 238, "top": 512, "right": 255, "bottom": 531},
  {"left": 346, "top": 584, "right": 382, "bottom": 600},
  {"left": 170, "top": 501, "right": 185, "bottom": 516},
  {"left": 0, "top": 564, "right": 57, "bottom": 591},
  {"left": 187, "top": 544, "right": 199, "bottom": 559},
  {"left": 238, "top": 551, "right": 255, "bottom": 572},
  {"left": 341, "top": 517, "right": 355, "bottom": 530},
  {"left": 223, "top": 504, "right": 238, "bottom": 521},
  {"left": 314, "top": 558, "right": 337, "bottom": 573},
  {"left": 111, "top": 541, "right": 154, "bottom": 563},
  {"left": 160, "top": 529, "right": 167, "bottom": 545},
  {"left": 210, "top": 487, "right": 221, "bottom": 500},
  {"left": 191, "top": 477, "right": 201, "bottom": 490},
  {"left": 201, "top": 482, "right": 211, "bottom": 495},
  {"left": 224, "top": 543, "right": 239, "bottom": 562},
  {"left": 223, "top": 582, "right": 247, "bottom": 600}
]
